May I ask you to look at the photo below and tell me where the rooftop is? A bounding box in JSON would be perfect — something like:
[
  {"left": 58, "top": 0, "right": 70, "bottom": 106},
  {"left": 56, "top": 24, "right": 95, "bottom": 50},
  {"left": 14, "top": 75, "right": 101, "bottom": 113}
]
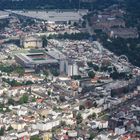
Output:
[
  {"left": 10, "top": 10, "right": 88, "bottom": 22},
  {"left": 0, "top": 11, "right": 9, "bottom": 20},
  {"left": 15, "top": 49, "right": 58, "bottom": 65}
]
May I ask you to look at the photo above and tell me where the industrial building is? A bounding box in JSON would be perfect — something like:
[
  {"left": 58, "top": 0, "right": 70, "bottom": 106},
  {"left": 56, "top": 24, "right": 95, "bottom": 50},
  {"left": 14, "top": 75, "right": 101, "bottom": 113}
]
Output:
[
  {"left": 0, "top": 11, "right": 9, "bottom": 20},
  {"left": 10, "top": 10, "right": 88, "bottom": 24},
  {"left": 20, "top": 35, "right": 43, "bottom": 48}
]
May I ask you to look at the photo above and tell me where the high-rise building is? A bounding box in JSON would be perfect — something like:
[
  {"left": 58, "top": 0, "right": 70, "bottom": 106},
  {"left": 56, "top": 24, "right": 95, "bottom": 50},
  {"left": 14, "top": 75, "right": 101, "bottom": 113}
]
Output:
[
  {"left": 67, "top": 62, "right": 79, "bottom": 77},
  {"left": 59, "top": 59, "right": 68, "bottom": 74},
  {"left": 73, "top": 63, "right": 78, "bottom": 75},
  {"left": 68, "top": 63, "right": 73, "bottom": 77}
]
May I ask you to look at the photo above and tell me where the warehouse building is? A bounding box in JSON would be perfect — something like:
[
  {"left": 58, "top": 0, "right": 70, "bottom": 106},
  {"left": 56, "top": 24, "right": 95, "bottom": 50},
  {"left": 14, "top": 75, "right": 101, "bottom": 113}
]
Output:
[
  {"left": 0, "top": 11, "right": 9, "bottom": 20},
  {"left": 10, "top": 10, "right": 88, "bottom": 24}
]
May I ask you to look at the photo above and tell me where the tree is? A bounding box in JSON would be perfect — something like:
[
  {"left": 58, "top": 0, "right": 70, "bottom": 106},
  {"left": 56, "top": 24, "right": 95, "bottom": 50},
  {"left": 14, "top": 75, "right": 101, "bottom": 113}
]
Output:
[
  {"left": 88, "top": 71, "right": 95, "bottom": 78},
  {"left": 76, "top": 113, "right": 83, "bottom": 124},
  {"left": 50, "top": 68, "right": 59, "bottom": 77},
  {"left": 16, "top": 67, "right": 24, "bottom": 77},
  {"left": 87, "top": 62, "right": 99, "bottom": 71},
  {"left": 0, "top": 65, "right": 14, "bottom": 73},
  {"left": 89, "top": 132, "right": 96, "bottom": 140},
  {"left": 53, "top": 106, "right": 57, "bottom": 111},
  {"left": 44, "top": 70, "right": 49, "bottom": 77},
  {"left": 0, "top": 0, "right": 117, "bottom": 10},
  {"left": 79, "top": 105, "right": 85, "bottom": 110},
  {"left": 48, "top": 90, "right": 51, "bottom": 96},
  {"left": 59, "top": 96, "right": 66, "bottom": 102},
  {"left": 30, "top": 136, "right": 41, "bottom": 140},
  {"left": 0, "top": 127, "right": 4, "bottom": 136},
  {"left": 7, "top": 126, "right": 13, "bottom": 131},
  {"left": 25, "top": 81, "right": 33, "bottom": 85},
  {"left": 68, "top": 20, "right": 71, "bottom": 25},
  {"left": 60, "top": 121, "right": 66, "bottom": 127},
  {"left": 82, "top": 21, "right": 86, "bottom": 28},
  {"left": 42, "top": 35, "right": 48, "bottom": 47},
  {"left": 110, "top": 71, "right": 119, "bottom": 80},
  {"left": 48, "top": 32, "right": 90, "bottom": 40},
  {"left": 19, "top": 95, "right": 29, "bottom": 104},
  {"left": 91, "top": 112, "right": 96, "bottom": 119},
  {"left": 73, "top": 22, "right": 78, "bottom": 27},
  {"left": 8, "top": 98, "right": 15, "bottom": 105},
  {"left": 71, "top": 75, "right": 81, "bottom": 80},
  {"left": 32, "top": 98, "right": 36, "bottom": 102}
]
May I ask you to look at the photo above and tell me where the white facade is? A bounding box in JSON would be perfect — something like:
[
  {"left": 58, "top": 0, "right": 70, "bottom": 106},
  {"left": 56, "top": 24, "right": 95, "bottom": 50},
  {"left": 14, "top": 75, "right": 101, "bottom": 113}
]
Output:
[
  {"left": 96, "top": 98, "right": 105, "bottom": 106},
  {"left": 17, "top": 109, "right": 28, "bottom": 116},
  {"left": 15, "top": 132, "right": 29, "bottom": 139},
  {"left": 63, "top": 119, "right": 75, "bottom": 125},
  {"left": 11, "top": 122, "right": 26, "bottom": 131},
  {"left": 67, "top": 63, "right": 78, "bottom": 77},
  {"left": 136, "top": 126, "right": 140, "bottom": 132},
  {"left": 102, "top": 103, "right": 111, "bottom": 110},
  {"left": 21, "top": 35, "right": 42, "bottom": 48},
  {"left": 68, "top": 130, "right": 77, "bottom": 137},
  {"left": 68, "top": 64, "right": 73, "bottom": 77},
  {"left": 115, "top": 127, "right": 125, "bottom": 135},
  {"left": 91, "top": 120, "right": 108, "bottom": 129},
  {"left": 1, "top": 136, "right": 17, "bottom": 140},
  {"left": 73, "top": 63, "right": 78, "bottom": 75},
  {"left": 60, "top": 60, "right": 65, "bottom": 73},
  {"left": 32, "top": 120, "right": 60, "bottom": 131},
  {"left": 97, "top": 134, "right": 108, "bottom": 140},
  {"left": 30, "top": 130, "right": 39, "bottom": 136}
]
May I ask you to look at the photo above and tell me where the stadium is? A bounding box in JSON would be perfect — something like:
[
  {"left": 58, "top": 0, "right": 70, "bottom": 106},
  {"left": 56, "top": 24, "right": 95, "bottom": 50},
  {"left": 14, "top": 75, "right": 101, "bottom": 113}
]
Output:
[
  {"left": 15, "top": 50, "right": 58, "bottom": 68},
  {"left": 15, "top": 49, "right": 68, "bottom": 74}
]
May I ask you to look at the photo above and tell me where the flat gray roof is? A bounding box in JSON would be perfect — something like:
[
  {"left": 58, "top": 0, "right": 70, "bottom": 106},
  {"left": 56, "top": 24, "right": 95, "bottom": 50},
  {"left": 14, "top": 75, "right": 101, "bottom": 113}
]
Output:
[
  {"left": 47, "top": 48, "right": 66, "bottom": 60},
  {"left": 10, "top": 10, "right": 88, "bottom": 22},
  {"left": 0, "top": 11, "right": 9, "bottom": 19}
]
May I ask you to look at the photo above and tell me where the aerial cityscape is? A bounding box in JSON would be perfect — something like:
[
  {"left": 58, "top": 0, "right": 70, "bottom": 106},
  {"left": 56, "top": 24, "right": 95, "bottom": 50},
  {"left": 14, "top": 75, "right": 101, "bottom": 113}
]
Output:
[{"left": 0, "top": 0, "right": 140, "bottom": 140}]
